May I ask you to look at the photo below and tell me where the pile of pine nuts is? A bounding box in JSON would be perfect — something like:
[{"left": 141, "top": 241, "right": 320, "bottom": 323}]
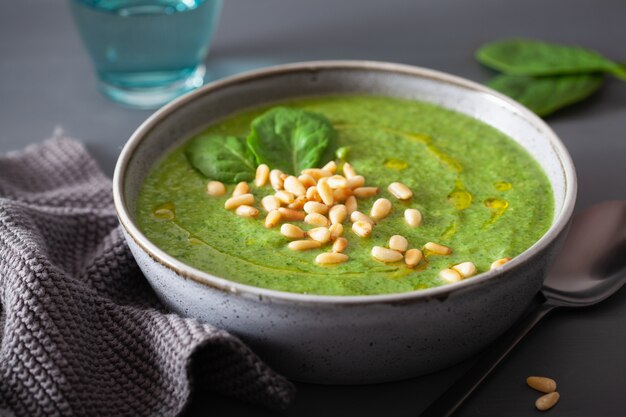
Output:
[
  {"left": 527, "top": 376, "right": 560, "bottom": 411},
  {"left": 207, "top": 160, "right": 513, "bottom": 281}
]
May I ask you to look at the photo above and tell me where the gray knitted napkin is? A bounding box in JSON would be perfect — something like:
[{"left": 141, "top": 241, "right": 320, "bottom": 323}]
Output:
[{"left": 0, "top": 137, "right": 295, "bottom": 417}]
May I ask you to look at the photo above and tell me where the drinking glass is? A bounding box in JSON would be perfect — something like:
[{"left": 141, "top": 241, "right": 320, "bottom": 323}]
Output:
[{"left": 69, "top": 0, "right": 223, "bottom": 109}]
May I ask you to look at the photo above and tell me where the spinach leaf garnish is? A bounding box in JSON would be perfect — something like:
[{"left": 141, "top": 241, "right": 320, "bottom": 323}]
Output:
[
  {"left": 477, "top": 39, "right": 626, "bottom": 78},
  {"left": 477, "top": 38, "right": 625, "bottom": 116},
  {"left": 185, "top": 134, "right": 256, "bottom": 182},
  {"left": 488, "top": 74, "right": 604, "bottom": 117},
  {"left": 247, "top": 107, "right": 335, "bottom": 175}
]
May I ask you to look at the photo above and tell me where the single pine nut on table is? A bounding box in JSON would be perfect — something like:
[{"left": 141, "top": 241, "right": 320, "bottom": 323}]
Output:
[
  {"left": 305, "top": 212, "right": 331, "bottom": 227},
  {"left": 405, "top": 248, "right": 423, "bottom": 267},
  {"left": 346, "top": 175, "right": 365, "bottom": 189},
  {"left": 424, "top": 241, "right": 452, "bottom": 255},
  {"left": 388, "top": 182, "right": 413, "bottom": 200},
  {"left": 317, "top": 178, "right": 335, "bottom": 206},
  {"left": 353, "top": 187, "right": 379, "bottom": 198},
  {"left": 275, "top": 190, "right": 295, "bottom": 204},
  {"left": 304, "top": 201, "right": 329, "bottom": 215},
  {"left": 298, "top": 173, "right": 317, "bottom": 188},
  {"left": 535, "top": 392, "right": 560, "bottom": 411},
  {"left": 288, "top": 240, "right": 322, "bottom": 251},
  {"left": 371, "top": 246, "right": 404, "bottom": 262},
  {"left": 288, "top": 195, "right": 307, "bottom": 210},
  {"left": 224, "top": 193, "right": 254, "bottom": 210},
  {"left": 264, "top": 210, "right": 282, "bottom": 228},
  {"left": 270, "top": 169, "right": 284, "bottom": 190},
  {"left": 333, "top": 187, "right": 352, "bottom": 203},
  {"left": 327, "top": 175, "right": 348, "bottom": 189},
  {"left": 371, "top": 198, "right": 392, "bottom": 220},
  {"left": 345, "top": 195, "right": 358, "bottom": 214},
  {"left": 342, "top": 162, "right": 357, "bottom": 179},
  {"left": 280, "top": 224, "right": 306, "bottom": 239},
  {"left": 350, "top": 210, "right": 374, "bottom": 225},
  {"left": 206, "top": 180, "right": 226, "bottom": 196},
  {"left": 322, "top": 160, "right": 337, "bottom": 173},
  {"left": 404, "top": 208, "right": 422, "bottom": 227},
  {"left": 526, "top": 376, "right": 557, "bottom": 393},
  {"left": 389, "top": 235, "right": 409, "bottom": 252},
  {"left": 315, "top": 252, "right": 348, "bottom": 265},
  {"left": 278, "top": 207, "right": 306, "bottom": 221},
  {"left": 232, "top": 181, "right": 249, "bottom": 197},
  {"left": 255, "top": 163, "right": 269, "bottom": 187},
  {"left": 352, "top": 221, "right": 372, "bottom": 238},
  {"left": 235, "top": 205, "right": 259, "bottom": 218}
]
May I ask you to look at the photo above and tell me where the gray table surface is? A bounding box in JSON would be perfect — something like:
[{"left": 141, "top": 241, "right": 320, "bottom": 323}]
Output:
[{"left": 1, "top": 0, "right": 625, "bottom": 416}]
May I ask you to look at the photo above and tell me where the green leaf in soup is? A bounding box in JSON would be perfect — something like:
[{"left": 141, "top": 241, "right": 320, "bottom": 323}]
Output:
[
  {"left": 477, "top": 39, "right": 624, "bottom": 77},
  {"left": 247, "top": 107, "right": 335, "bottom": 175},
  {"left": 488, "top": 73, "right": 604, "bottom": 116},
  {"left": 185, "top": 134, "right": 256, "bottom": 182}
]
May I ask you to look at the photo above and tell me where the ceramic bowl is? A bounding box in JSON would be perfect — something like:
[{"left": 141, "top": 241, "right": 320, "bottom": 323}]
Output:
[{"left": 113, "top": 61, "right": 576, "bottom": 384}]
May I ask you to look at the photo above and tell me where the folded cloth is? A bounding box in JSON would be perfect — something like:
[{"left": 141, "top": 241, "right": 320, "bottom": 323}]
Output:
[{"left": 0, "top": 138, "right": 295, "bottom": 417}]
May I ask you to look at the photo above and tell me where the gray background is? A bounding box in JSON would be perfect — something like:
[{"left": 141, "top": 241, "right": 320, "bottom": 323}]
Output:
[{"left": 1, "top": 0, "right": 625, "bottom": 416}]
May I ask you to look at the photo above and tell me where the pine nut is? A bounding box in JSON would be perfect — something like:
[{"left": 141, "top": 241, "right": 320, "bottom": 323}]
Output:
[
  {"left": 304, "top": 201, "right": 329, "bottom": 215},
  {"left": 333, "top": 187, "right": 352, "bottom": 203},
  {"left": 264, "top": 209, "right": 282, "bottom": 228},
  {"left": 342, "top": 162, "right": 357, "bottom": 179},
  {"left": 261, "top": 195, "right": 281, "bottom": 212},
  {"left": 306, "top": 186, "right": 322, "bottom": 202},
  {"left": 350, "top": 211, "right": 374, "bottom": 225},
  {"left": 405, "top": 248, "right": 423, "bottom": 267},
  {"left": 452, "top": 262, "right": 477, "bottom": 278},
  {"left": 346, "top": 175, "right": 365, "bottom": 189},
  {"left": 284, "top": 176, "right": 306, "bottom": 196},
  {"left": 353, "top": 187, "right": 379, "bottom": 198},
  {"left": 224, "top": 193, "right": 254, "bottom": 210},
  {"left": 305, "top": 212, "right": 330, "bottom": 227},
  {"left": 527, "top": 377, "right": 557, "bottom": 394},
  {"left": 317, "top": 178, "right": 334, "bottom": 206},
  {"left": 327, "top": 175, "right": 348, "bottom": 189},
  {"left": 298, "top": 173, "right": 317, "bottom": 188},
  {"left": 308, "top": 227, "right": 331, "bottom": 243},
  {"left": 270, "top": 169, "right": 284, "bottom": 190},
  {"left": 329, "top": 223, "right": 344, "bottom": 240},
  {"left": 352, "top": 221, "right": 372, "bottom": 238},
  {"left": 332, "top": 237, "right": 348, "bottom": 253},
  {"left": 388, "top": 182, "right": 413, "bottom": 200},
  {"left": 345, "top": 195, "right": 358, "bottom": 214},
  {"left": 322, "top": 160, "right": 337, "bottom": 173},
  {"left": 281, "top": 224, "right": 305, "bottom": 239},
  {"left": 404, "top": 208, "right": 423, "bottom": 227},
  {"left": 535, "top": 392, "right": 560, "bottom": 411},
  {"left": 439, "top": 268, "right": 461, "bottom": 283},
  {"left": 207, "top": 181, "right": 226, "bottom": 196},
  {"left": 153, "top": 208, "right": 174, "bottom": 220},
  {"left": 490, "top": 257, "right": 512, "bottom": 270},
  {"left": 232, "top": 181, "right": 249, "bottom": 197},
  {"left": 372, "top": 246, "right": 403, "bottom": 262},
  {"left": 315, "top": 252, "right": 348, "bottom": 264},
  {"left": 389, "top": 235, "right": 409, "bottom": 252},
  {"left": 235, "top": 205, "right": 259, "bottom": 218},
  {"left": 329, "top": 204, "right": 347, "bottom": 224},
  {"left": 278, "top": 207, "right": 306, "bottom": 221},
  {"left": 255, "top": 164, "right": 270, "bottom": 187},
  {"left": 371, "top": 198, "right": 392, "bottom": 220},
  {"left": 288, "top": 240, "right": 322, "bottom": 251},
  {"left": 425, "top": 242, "right": 452, "bottom": 255},
  {"left": 301, "top": 168, "right": 332, "bottom": 180},
  {"left": 288, "top": 195, "right": 307, "bottom": 210},
  {"left": 275, "top": 190, "right": 295, "bottom": 204}
]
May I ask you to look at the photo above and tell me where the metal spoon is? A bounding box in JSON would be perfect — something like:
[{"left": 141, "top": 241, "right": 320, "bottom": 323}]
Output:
[{"left": 420, "top": 200, "right": 626, "bottom": 417}]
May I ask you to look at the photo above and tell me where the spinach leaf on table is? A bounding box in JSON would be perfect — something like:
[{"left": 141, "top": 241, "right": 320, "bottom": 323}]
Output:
[
  {"left": 488, "top": 73, "right": 604, "bottom": 117},
  {"left": 247, "top": 107, "right": 335, "bottom": 175},
  {"left": 185, "top": 134, "right": 256, "bottom": 182},
  {"left": 477, "top": 39, "right": 626, "bottom": 79}
]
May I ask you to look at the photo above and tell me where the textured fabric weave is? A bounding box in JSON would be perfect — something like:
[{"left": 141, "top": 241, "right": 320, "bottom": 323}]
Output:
[{"left": 0, "top": 138, "right": 295, "bottom": 417}]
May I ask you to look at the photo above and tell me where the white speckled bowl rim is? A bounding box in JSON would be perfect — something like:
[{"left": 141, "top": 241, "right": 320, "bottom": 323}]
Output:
[{"left": 113, "top": 60, "right": 577, "bottom": 306}]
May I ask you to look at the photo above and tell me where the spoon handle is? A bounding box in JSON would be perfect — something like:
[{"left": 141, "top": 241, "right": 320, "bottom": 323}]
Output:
[{"left": 419, "top": 300, "right": 556, "bottom": 417}]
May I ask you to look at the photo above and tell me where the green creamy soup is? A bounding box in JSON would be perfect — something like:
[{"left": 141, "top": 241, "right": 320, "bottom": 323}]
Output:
[{"left": 137, "top": 95, "right": 553, "bottom": 296}]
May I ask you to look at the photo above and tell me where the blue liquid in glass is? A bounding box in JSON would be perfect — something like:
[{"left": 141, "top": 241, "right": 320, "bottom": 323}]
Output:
[{"left": 70, "top": 0, "right": 222, "bottom": 108}]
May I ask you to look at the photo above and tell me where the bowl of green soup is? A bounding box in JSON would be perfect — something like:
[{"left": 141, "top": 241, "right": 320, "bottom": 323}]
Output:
[{"left": 113, "top": 61, "right": 576, "bottom": 384}]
